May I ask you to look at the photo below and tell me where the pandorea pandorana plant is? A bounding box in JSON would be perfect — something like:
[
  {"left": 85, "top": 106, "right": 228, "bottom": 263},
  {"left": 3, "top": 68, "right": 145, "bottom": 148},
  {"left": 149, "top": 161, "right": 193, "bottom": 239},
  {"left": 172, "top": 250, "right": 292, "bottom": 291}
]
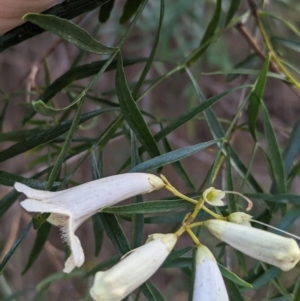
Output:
[
  {"left": 18, "top": 174, "right": 300, "bottom": 301},
  {"left": 1, "top": 0, "right": 300, "bottom": 300}
]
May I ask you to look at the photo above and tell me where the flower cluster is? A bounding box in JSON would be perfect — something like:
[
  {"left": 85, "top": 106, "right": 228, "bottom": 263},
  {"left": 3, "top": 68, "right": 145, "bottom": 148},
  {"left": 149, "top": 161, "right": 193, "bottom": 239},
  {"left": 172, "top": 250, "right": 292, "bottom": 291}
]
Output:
[{"left": 16, "top": 174, "right": 300, "bottom": 300}]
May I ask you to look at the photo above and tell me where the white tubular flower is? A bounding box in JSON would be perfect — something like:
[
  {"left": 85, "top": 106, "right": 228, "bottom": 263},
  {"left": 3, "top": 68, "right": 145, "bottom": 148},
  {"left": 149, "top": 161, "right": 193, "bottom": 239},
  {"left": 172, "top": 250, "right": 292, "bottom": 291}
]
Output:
[
  {"left": 0, "top": 0, "right": 62, "bottom": 35},
  {"left": 204, "top": 220, "right": 300, "bottom": 271},
  {"left": 203, "top": 187, "right": 225, "bottom": 206},
  {"left": 90, "top": 233, "right": 177, "bottom": 301},
  {"left": 193, "top": 245, "right": 229, "bottom": 301},
  {"left": 15, "top": 173, "right": 165, "bottom": 273}
]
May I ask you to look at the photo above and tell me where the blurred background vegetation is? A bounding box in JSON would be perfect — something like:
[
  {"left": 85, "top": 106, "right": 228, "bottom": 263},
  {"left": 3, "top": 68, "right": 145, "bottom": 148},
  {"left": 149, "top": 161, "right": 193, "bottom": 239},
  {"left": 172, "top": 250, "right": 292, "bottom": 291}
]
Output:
[{"left": 1, "top": 0, "right": 300, "bottom": 300}]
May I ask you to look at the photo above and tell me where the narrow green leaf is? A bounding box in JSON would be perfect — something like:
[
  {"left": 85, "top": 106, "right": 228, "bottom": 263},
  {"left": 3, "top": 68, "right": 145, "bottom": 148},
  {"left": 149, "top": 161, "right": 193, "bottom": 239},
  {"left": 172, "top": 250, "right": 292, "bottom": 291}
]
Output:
[
  {"left": 0, "top": 170, "right": 59, "bottom": 188},
  {"left": 162, "top": 257, "right": 192, "bottom": 268},
  {"left": 143, "top": 281, "right": 167, "bottom": 301},
  {"left": 85, "top": 254, "right": 121, "bottom": 277},
  {"left": 36, "top": 270, "right": 83, "bottom": 292},
  {"left": 0, "top": 222, "right": 32, "bottom": 274},
  {"left": 226, "top": 54, "right": 259, "bottom": 82},
  {"left": 46, "top": 52, "right": 118, "bottom": 191},
  {"left": 23, "top": 58, "right": 146, "bottom": 124},
  {"left": 156, "top": 86, "right": 251, "bottom": 142},
  {"left": 129, "top": 139, "right": 219, "bottom": 172},
  {"left": 144, "top": 211, "right": 190, "bottom": 224},
  {"left": 0, "top": 100, "right": 8, "bottom": 132},
  {"left": 117, "top": 85, "right": 250, "bottom": 173},
  {"left": 218, "top": 264, "right": 252, "bottom": 288},
  {"left": 0, "top": 190, "right": 20, "bottom": 216},
  {"left": 224, "top": 278, "right": 245, "bottom": 301},
  {"left": 265, "top": 295, "right": 294, "bottom": 301},
  {"left": 204, "top": 69, "right": 285, "bottom": 80},
  {"left": 250, "top": 267, "right": 281, "bottom": 289},
  {"left": 0, "top": 0, "right": 109, "bottom": 52},
  {"left": 283, "top": 117, "right": 300, "bottom": 174},
  {"left": 293, "top": 275, "right": 300, "bottom": 301},
  {"left": 164, "top": 246, "right": 193, "bottom": 267},
  {"left": 99, "top": 0, "right": 115, "bottom": 23},
  {"left": 22, "top": 222, "right": 52, "bottom": 274},
  {"left": 0, "top": 108, "right": 117, "bottom": 163},
  {"left": 42, "top": 56, "right": 51, "bottom": 86},
  {"left": 32, "top": 98, "right": 78, "bottom": 117},
  {"left": 272, "top": 36, "right": 300, "bottom": 52},
  {"left": 188, "top": 247, "right": 197, "bottom": 301},
  {"left": 130, "top": 131, "right": 144, "bottom": 249},
  {"left": 116, "top": 53, "right": 161, "bottom": 158},
  {"left": 1, "top": 288, "right": 33, "bottom": 301},
  {"left": 225, "top": 0, "right": 241, "bottom": 26},
  {"left": 23, "top": 14, "right": 117, "bottom": 54},
  {"left": 248, "top": 54, "right": 271, "bottom": 140},
  {"left": 0, "top": 128, "right": 42, "bottom": 142},
  {"left": 132, "top": 0, "right": 164, "bottom": 98},
  {"left": 92, "top": 214, "right": 104, "bottom": 256},
  {"left": 46, "top": 96, "right": 84, "bottom": 190},
  {"left": 186, "top": 0, "right": 222, "bottom": 65},
  {"left": 225, "top": 145, "right": 237, "bottom": 212},
  {"left": 140, "top": 282, "right": 156, "bottom": 301},
  {"left": 245, "top": 193, "right": 300, "bottom": 205},
  {"left": 186, "top": 69, "right": 263, "bottom": 193},
  {"left": 90, "top": 151, "right": 104, "bottom": 256},
  {"left": 119, "top": 0, "right": 144, "bottom": 24},
  {"left": 262, "top": 101, "right": 287, "bottom": 193},
  {"left": 261, "top": 11, "right": 300, "bottom": 38},
  {"left": 276, "top": 205, "right": 300, "bottom": 231},
  {"left": 100, "top": 213, "right": 130, "bottom": 254},
  {"left": 163, "top": 137, "right": 195, "bottom": 189},
  {"left": 101, "top": 199, "right": 193, "bottom": 214}
]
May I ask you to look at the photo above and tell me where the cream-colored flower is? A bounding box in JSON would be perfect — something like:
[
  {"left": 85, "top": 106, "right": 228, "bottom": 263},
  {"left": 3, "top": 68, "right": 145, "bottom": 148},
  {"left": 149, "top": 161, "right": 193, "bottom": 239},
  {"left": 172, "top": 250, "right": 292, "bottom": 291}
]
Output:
[
  {"left": 227, "top": 212, "right": 252, "bottom": 227},
  {"left": 0, "top": 0, "right": 62, "bottom": 35},
  {"left": 203, "top": 187, "right": 225, "bottom": 206},
  {"left": 193, "top": 245, "right": 229, "bottom": 301},
  {"left": 15, "top": 173, "right": 165, "bottom": 273},
  {"left": 90, "top": 233, "right": 178, "bottom": 301},
  {"left": 204, "top": 220, "right": 300, "bottom": 271}
]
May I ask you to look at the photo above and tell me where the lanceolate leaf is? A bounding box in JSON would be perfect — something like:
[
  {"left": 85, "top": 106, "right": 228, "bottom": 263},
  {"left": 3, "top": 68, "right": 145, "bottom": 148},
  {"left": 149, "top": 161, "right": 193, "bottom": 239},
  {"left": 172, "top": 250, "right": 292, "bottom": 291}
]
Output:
[
  {"left": 0, "top": 170, "right": 59, "bottom": 188},
  {"left": 101, "top": 199, "right": 193, "bottom": 214},
  {"left": 0, "top": 108, "right": 118, "bottom": 163},
  {"left": 116, "top": 53, "right": 161, "bottom": 158},
  {"left": 262, "top": 101, "right": 287, "bottom": 193},
  {"left": 23, "top": 58, "right": 147, "bottom": 124},
  {"left": 248, "top": 54, "right": 271, "bottom": 140},
  {"left": 0, "top": 0, "right": 109, "bottom": 52},
  {"left": 283, "top": 116, "right": 300, "bottom": 174},
  {"left": 22, "top": 222, "right": 52, "bottom": 274},
  {"left": 129, "top": 139, "right": 219, "bottom": 172},
  {"left": 23, "top": 14, "right": 118, "bottom": 54},
  {"left": 120, "top": 0, "right": 144, "bottom": 24},
  {"left": 0, "top": 222, "right": 32, "bottom": 274},
  {"left": 225, "top": 0, "right": 241, "bottom": 26},
  {"left": 99, "top": 0, "right": 115, "bottom": 23},
  {"left": 186, "top": 0, "right": 222, "bottom": 65}
]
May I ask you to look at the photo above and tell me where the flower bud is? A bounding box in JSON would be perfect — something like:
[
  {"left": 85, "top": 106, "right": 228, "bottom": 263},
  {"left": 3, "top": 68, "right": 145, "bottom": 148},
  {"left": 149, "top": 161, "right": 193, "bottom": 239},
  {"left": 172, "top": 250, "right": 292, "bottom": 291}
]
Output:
[
  {"left": 227, "top": 212, "right": 252, "bottom": 226},
  {"left": 193, "top": 245, "right": 229, "bottom": 301},
  {"left": 90, "top": 233, "right": 177, "bottom": 301},
  {"left": 204, "top": 219, "right": 300, "bottom": 271}
]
